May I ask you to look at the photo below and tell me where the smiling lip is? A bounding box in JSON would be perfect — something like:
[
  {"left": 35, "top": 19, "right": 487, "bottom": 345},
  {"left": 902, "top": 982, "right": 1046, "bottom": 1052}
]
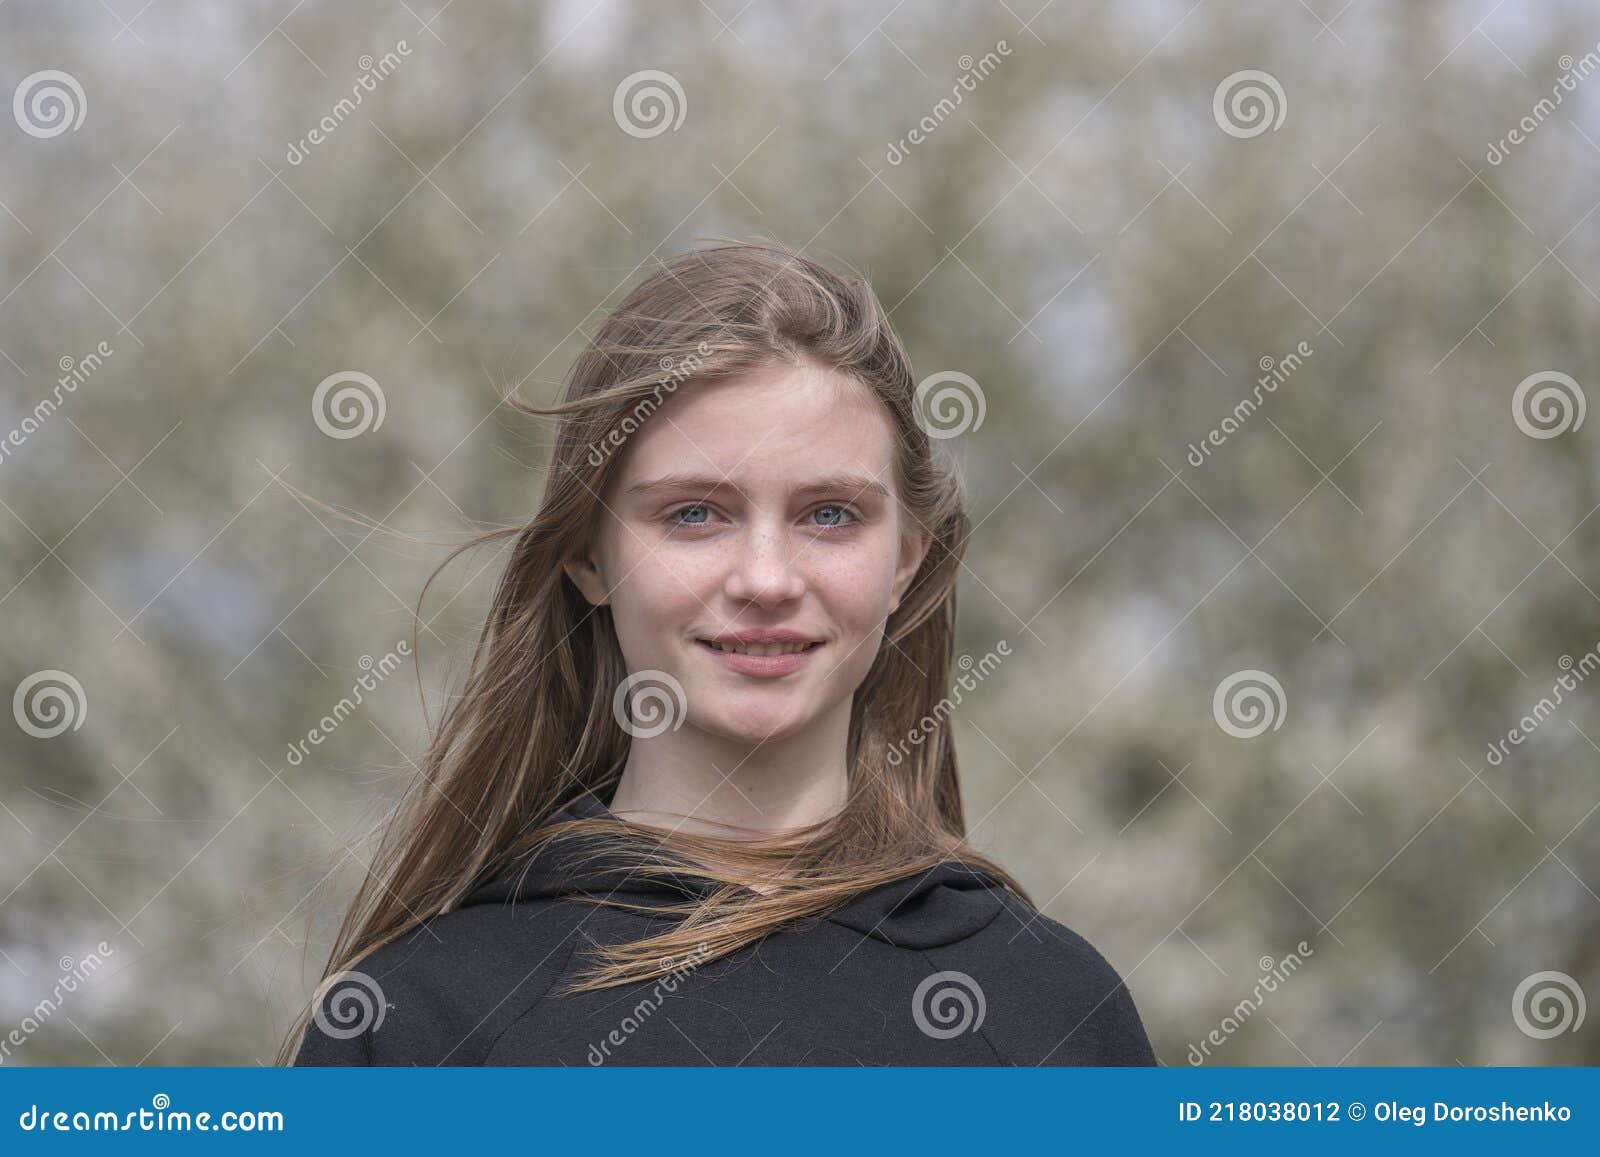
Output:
[{"left": 695, "top": 630, "right": 825, "bottom": 678}]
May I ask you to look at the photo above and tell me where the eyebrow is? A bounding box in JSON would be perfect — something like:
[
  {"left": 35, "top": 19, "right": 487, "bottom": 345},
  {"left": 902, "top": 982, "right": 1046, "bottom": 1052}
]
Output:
[{"left": 623, "top": 472, "right": 893, "bottom": 502}]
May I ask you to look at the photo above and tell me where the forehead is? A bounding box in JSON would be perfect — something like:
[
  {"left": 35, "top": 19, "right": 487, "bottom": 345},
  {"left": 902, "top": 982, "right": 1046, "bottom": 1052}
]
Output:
[{"left": 616, "top": 360, "right": 899, "bottom": 487}]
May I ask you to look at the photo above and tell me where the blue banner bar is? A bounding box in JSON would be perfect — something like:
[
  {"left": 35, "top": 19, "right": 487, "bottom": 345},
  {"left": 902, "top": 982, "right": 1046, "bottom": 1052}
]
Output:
[{"left": 1, "top": 1067, "right": 1594, "bottom": 1152}]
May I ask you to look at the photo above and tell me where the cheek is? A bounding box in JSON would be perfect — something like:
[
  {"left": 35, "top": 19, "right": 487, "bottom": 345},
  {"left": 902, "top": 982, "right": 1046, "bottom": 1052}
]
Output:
[
  {"left": 811, "top": 549, "right": 899, "bottom": 631},
  {"left": 837, "top": 571, "right": 894, "bottom": 626},
  {"left": 606, "top": 542, "right": 716, "bottom": 636},
  {"left": 810, "top": 537, "right": 905, "bottom": 679}
]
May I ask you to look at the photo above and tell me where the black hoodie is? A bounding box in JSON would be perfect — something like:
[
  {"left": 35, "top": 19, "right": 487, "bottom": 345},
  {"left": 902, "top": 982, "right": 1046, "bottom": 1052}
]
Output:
[{"left": 294, "top": 788, "right": 1157, "bottom": 1066}]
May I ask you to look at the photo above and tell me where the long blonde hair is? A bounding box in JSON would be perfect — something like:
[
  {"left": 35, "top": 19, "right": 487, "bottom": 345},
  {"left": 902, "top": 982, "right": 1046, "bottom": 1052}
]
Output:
[{"left": 278, "top": 237, "right": 1028, "bottom": 1063}]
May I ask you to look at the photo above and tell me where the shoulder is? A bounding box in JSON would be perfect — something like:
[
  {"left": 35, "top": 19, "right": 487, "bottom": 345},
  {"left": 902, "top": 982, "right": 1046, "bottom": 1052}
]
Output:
[
  {"left": 292, "top": 899, "right": 592, "bottom": 1066},
  {"left": 976, "top": 890, "right": 1157, "bottom": 1065}
]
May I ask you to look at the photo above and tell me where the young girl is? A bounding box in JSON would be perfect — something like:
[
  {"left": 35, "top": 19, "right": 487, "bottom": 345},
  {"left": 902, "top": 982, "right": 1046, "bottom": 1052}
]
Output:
[{"left": 285, "top": 239, "right": 1155, "bottom": 1066}]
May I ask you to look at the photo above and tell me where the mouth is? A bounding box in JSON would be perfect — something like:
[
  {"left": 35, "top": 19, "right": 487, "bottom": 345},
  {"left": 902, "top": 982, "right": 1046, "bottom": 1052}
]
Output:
[
  {"left": 697, "top": 639, "right": 824, "bottom": 656},
  {"left": 695, "top": 636, "right": 825, "bottom": 677}
]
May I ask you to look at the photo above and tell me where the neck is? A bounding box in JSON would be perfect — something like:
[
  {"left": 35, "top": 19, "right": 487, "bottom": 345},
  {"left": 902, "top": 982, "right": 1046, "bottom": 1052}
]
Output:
[{"left": 608, "top": 697, "right": 852, "bottom": 838}]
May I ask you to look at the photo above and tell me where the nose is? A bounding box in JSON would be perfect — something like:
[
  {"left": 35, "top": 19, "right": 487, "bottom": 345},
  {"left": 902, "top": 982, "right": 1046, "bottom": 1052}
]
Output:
[{"left": 722, "top": 522, "right": 806, "bottom": 607}]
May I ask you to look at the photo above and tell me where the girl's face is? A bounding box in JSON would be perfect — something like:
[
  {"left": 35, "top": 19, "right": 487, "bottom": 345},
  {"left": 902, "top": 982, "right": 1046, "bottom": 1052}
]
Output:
[{"left": 564, "top": 360, "right": 930, "bottom": 746}]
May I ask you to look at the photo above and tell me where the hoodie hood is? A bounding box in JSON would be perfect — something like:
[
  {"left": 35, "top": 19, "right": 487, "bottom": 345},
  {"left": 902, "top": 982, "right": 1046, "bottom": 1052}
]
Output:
[{"left": 463, "top": 787, "right": 1010, "bottom": 950}]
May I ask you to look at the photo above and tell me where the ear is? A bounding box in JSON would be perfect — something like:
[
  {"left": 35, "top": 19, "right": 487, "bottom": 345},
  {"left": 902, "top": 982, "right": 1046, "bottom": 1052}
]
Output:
[
  {"left": 562, "top": 549, "right": 610, "bottom": 607},
  {"left": 888, "top": 526, "right": 933, "bottom": 615}
]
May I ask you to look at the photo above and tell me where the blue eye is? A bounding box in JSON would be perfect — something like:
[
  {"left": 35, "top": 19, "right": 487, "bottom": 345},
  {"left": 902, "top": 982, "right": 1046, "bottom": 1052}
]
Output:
[
  {"left": 670, "top": 504, "right": 711, "bottom": 526},
  {"left": 811, "top": 504, "right": 856, "bottom": 528}
]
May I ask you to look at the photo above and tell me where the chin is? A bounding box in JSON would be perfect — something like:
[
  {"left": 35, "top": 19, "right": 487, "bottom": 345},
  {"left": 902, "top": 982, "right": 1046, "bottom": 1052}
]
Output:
[{"left": 693, "top": 702, "right": 813, "bottom": 746}]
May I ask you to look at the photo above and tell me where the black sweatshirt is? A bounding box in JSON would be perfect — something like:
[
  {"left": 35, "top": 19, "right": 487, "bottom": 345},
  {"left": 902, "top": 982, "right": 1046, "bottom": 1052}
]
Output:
[{"left": 295, "top": 788, "right": 1156, "bottom": 1066}]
